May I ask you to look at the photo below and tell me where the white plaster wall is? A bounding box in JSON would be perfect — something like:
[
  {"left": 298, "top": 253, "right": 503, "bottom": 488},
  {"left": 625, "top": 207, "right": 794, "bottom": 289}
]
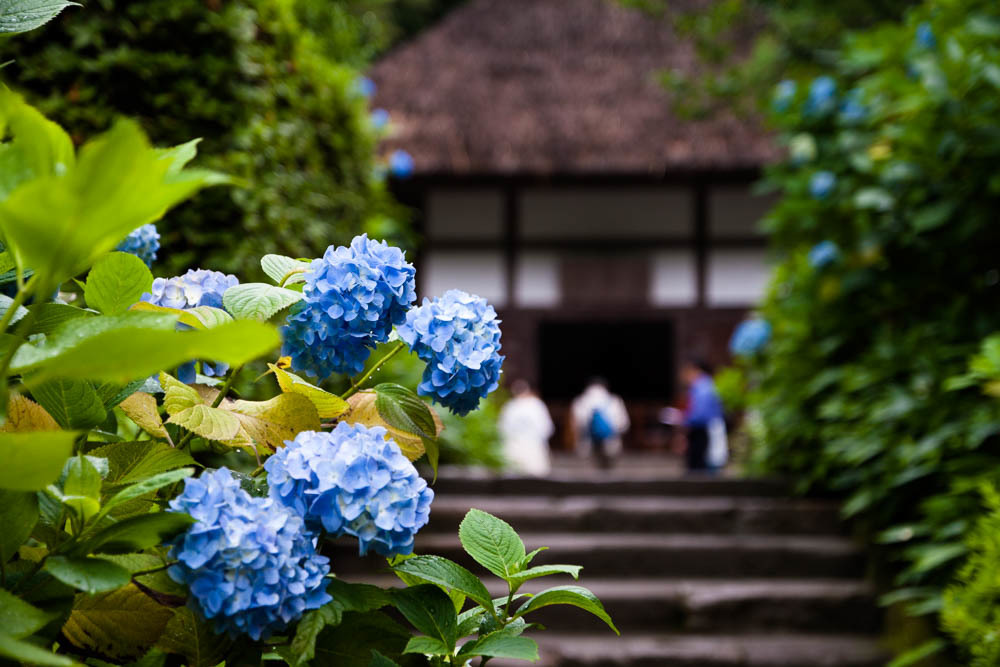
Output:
[
  {"left": 426, "top": 189, "right": 503, "bottom": 240},
  {"left": 514, "top": 252, "right": 561, "bottom": 307},
  {"left": 649, "top": 250, "right": 697, "bottom": 306},
  {"left": 520, "top": 187, "right": 692, "bottom": 239},
  {"left": 707, "top": 248, "right": 772, "bottom": 306},
  {"left": 420, "top": 250, "right": 507, "bottom": 307},
  {"left": 709, "top": 185, "right": 778, "bottom": 238}
]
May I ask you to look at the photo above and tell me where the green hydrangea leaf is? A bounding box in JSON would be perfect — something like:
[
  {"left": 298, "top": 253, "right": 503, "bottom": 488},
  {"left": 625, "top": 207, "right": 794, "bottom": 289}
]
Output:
[
  {"left": 222, "top": 282, "right": 303, "bottom": 321},
  {"left": 458, "top": 509, "right": 526, "bottom": 580},
  {"left": 0, "top": 430, "right": 75, "bottom": 491},
  {"left": 85, "top": 252, "right": 153, "bottom": 316}
]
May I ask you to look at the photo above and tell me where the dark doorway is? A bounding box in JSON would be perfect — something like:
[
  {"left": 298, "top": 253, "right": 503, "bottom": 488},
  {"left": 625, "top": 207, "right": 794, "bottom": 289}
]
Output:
[{"left": 538, "top": 320, "right": 675, "bottom": 401}]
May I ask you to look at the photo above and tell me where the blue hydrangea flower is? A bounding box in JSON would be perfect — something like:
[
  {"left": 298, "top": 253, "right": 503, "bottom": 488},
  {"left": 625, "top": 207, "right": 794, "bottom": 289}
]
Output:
[
  {"left": 804, "top": 76, "right": 837, "bottom": 116},
  {"left": 358, "top": 76, "right": 376, "bottom": 98},
  {"left": 389, "top": 150, "right": 414, "bottom": 178},
  {"left": 265, "top": 425, "right": 434, "bottom": 557},
  {"left": 772, "top": 79, "right": 797, "bottom": 113},
  {"left": 730, "top": 319, "right": 772, "bottom": 357},
  {"left": 808, "top": 241, "right": 841, "bottom": 269},
  {"left": 915, "top": 22, "right": 936, "bottom": 49},
  {"left": 142, "top": 269, "right": 240, "bottom": 380},
  {"left": 839, "top": 89, "right": 867, "bottom": 125},
  {"left": 809, "top": 171, "right": 836, "bottom": 199},
  {"left": 116, "top": 224, "right": 160, "bottom": 267},
  {"left": 167, "top": 468, "right": 332, "bottom": 640},
  {"left": 371, "top": 108, "right": 390, "bottom": 130},
  {"left": 397, "top": 289, "right": 503, "bottom": 416},
  {"left": 282, "top": 235, "right": 416, "bottom": 379}
]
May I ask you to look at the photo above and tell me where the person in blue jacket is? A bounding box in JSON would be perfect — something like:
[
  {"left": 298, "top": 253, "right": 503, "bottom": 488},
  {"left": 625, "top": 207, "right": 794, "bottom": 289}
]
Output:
[{"left": 681, "top": 357, "right": 725, "bottom": 472}]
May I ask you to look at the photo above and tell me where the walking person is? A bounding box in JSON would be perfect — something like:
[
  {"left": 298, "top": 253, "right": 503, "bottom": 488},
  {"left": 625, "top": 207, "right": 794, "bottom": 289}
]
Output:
[
  {"left": 571, "top": 378, "right": 630, "bottom": 470},
  {"left": 680, "top": 358, "right": 727, "bottom": 473},
  {"left": 498, "top": 380, "right": 555, "bottom": 476}
]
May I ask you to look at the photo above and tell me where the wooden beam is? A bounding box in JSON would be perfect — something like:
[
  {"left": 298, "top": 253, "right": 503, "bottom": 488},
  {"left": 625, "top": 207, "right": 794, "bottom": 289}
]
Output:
[
  {"left": 503, "top": 185, "right": 518, "bottom": 307},
  {"left": 694, "top": 182, "right": 709, "bottom": 308}
]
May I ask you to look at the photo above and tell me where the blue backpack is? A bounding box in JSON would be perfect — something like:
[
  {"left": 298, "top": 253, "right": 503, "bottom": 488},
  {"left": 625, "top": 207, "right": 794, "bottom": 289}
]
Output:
[{"left": 589, "top": 408, "right": 615, "bottom": 442}]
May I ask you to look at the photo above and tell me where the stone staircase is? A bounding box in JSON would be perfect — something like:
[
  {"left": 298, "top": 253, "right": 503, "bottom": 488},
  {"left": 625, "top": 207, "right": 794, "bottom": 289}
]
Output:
[{"left": 332, "top": 468, "right": 887, "bottom": 666}]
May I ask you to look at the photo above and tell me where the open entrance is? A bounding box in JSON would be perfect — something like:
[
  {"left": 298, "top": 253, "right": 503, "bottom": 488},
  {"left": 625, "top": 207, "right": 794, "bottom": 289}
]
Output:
[{"left": 538, "top": 319, "right": 676, "bottom": 401}]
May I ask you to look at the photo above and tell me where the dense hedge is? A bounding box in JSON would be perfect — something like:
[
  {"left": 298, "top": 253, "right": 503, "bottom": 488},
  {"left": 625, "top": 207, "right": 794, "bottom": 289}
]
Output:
[
  {"left": 742, "top": 0, "right": 1000, "bottom": 660},
  {"left": 4, "top": 0, "right": 403, "bottom": 278}
]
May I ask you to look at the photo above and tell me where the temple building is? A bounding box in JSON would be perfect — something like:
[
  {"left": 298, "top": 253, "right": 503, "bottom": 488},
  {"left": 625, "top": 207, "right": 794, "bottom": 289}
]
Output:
[{"left": 370, "top": 0, "right": 777, "bottom": 448}]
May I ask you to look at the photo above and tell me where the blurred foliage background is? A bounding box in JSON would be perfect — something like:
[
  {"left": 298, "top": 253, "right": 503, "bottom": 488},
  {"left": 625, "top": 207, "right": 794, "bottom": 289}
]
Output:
[{"left": 636, "top": 0, "right": 1000, "bottom": 662}]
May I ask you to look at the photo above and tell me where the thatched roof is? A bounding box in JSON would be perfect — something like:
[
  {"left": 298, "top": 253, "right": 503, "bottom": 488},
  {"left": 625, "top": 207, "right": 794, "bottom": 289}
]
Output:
[{"left": 369, "top": 0, "right": 777, "bottom": 177}]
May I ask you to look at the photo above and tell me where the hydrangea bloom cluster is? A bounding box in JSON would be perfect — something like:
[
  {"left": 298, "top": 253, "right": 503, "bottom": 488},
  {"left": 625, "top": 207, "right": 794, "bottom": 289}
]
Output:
[
  {"left": 265, "top": 424, "right": 434, "bottom": 557},
  {"left": 810, "top": 170, "right": 836, "bottom": 199},
  {"left": 167, "top": 468, "right": 332, "bottom": 640},
  {"left": 804, "top": 76, "right": 837, "bottom": 116},
  {"left": 281, "top": 235, "right": 416, "bottom": 379},
  {"left": 772, "top": 79, "right": 797, "bottom": 113},
  {"left": 915, "top": 22, "right": 936, "bottom": 49},
  {"left": 389, "top": 150, "right": 414, "bottom": 178},
  {"left": 808, "top": 241, "right": 841, "bottom": 269},
  {"left": 839, "top": 89, "right": 867, "bottom": 125},
  {"left": 116, "top": 224, "right": 160, "bottom": 267},
  {"left": 371, "top": 108, "right": 390, "bottom": 130},
  {"left": 730, "top": 319, "right": 772, "bottom": 357},
  {"left": 397, "top": 289, "right": 503, "bottom": 416},
  {"left": 142, "top": 269, "right": 240, "bottom": 381}
]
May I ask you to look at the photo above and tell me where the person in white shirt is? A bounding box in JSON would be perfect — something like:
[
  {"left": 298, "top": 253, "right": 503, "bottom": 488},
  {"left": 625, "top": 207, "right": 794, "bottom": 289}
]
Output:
[
  {"left": 498, "top": 380, "right": 555, "bottom": 476},
  {"left": 570, "top": 378, "right": 630, "bottom": 469}
]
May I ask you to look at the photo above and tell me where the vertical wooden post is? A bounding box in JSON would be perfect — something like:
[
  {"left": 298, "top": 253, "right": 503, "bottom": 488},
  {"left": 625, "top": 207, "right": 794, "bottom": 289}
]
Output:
[
  {"left": 694, "top": 181, "right": 709, "bottom": 309},
  {"left": 503, "top": 185, "right": 518, "bottom": 307}
]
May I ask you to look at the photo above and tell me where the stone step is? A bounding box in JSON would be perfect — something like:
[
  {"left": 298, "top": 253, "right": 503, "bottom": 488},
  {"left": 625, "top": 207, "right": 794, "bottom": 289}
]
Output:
[
  {"left": 356, "top": 576, "right": 879, "bottom": 635},
  {"left": 424, "top": 496, "right": 845, "bottom": 536},
  {"left": 429, "top": 472, "right": 788, "bottom": 498},
  {"left": 521, "top": 633, "right": 888, "bottom": 667},
  {"left": 329, "top": 533, "right": 866, "bottom": 579}
]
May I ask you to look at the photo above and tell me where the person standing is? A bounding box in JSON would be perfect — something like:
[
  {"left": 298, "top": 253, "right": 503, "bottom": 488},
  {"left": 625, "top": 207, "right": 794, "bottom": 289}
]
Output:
[
  {"left": 571, "top": 378, "right": 630, "bottom": 469},
  {"left": 498, "top": 380, "right": 555, "bottom": 476},
  {"left": 680, "top": 358, "right": 726, "bottom": 473}
]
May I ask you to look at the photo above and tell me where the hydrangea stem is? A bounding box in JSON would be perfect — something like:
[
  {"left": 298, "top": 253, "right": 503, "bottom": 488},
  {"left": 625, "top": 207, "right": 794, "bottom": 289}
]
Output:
[{"left": 340, "top": 341, "right": 406, "bottom": 400}]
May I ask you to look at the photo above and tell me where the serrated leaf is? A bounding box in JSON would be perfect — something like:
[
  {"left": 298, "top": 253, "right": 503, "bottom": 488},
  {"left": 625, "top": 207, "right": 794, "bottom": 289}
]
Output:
[
  {"left": 313, "top": 611, "right": 411, "bottom": 664},
  {"left": 27, "top": 302, "right": 93, "bottom": 336},
  {"left": 0, "top": 587, "right": 52, "bottom": 638},
  {"left": 226, "top": 392, "right": 320, "bottom": 453},
  {"left": 391, "top": 555, "right": 494, "bottom": 610},
  {"left": 0, "top": 0, "right": 79, "bottom": 34},
  {"left": 85, "top": 252, "right": 153, "bottom": 316},
  {"left": 96, "top": 468, "right": 194, "bottom": 520},
  {"left": 31, "top": 379, "right": 106, "bottom": 429},
  {"left": 156, "top": 608, "right": 233, "bottom": 667},
  {"left": 88, "top": 440, "right": 195, "bottom": 487},
  {"left": 118, "top": 392, "right": 168, "bottom": 440},
  {"left": 346, "top": 390, "right": 443, "bottom": 462},
  {"left": 261, "top": 255, "right": 311, "bottom": 285},
  {"left": 13, "top": 314, "right": 280, "bottom": 387},
  {"left": 1, "top": 392, "right": 60, "bottom": 431},
  {"left": 0, "top": 430, "right": 75, "bottom": 491},
  {"left": 268, "top": 363, "right": 348, "bottom": 419},
  {"left": 506, "top": 564, "right": 582, "bottom": 592},
  {"left": 288, "top": 605, "right": 342, "bottom": 667},
  {"left": 325, "top": 578, "right": 392, "bottom": 613},
  {"left": 369, "top": 650, "right": 400, "bottom": 667},
  {"left": 44, "top": 556, "right": 131, "bottom": 594},
  {"left": 222, "top": 283, "right": 303, "bottom": 321},
  {"left": 0, "top": 88, "right": 74, "bottom": 201},
  {"left": 390, "top": 585, "right": 457, "bottom": 651},
  {"left": 160, "top": 373, "right": 241, "bottom": 442},
  {"left": 459, "top": 509, "right": 526, "bottom": 580},
  {"left": 127, "top": 301, "right": 230, "bottom": 330},
  {"left": 77, "top": 511, "right": 194, "bottom": 555},
  {"left": 62, "top": 454, "right": 102, "bottom": 521},
  {"left": 0, "top": 294, "right": 27, "bottom": 330},
  {"left": 0, "top": 490, "right": 37, "bottom": 563},
  {"left": 403, "top": 636, "right": 450, "bottom": 656},
  {"left": 63, "top": 583, "right": 174, "bottom": 660},
  {"left": 457, "top": 633, "right": 539, "bottom": 661},
  {"left": 514, "top": 585, "right": 618, "bottom": 635}
]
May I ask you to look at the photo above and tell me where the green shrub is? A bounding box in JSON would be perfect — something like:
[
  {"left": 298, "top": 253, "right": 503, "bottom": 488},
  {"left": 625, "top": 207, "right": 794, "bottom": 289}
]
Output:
[
  {"left": 942, "top": 485, "right": 1000, "bottom": 666},
  {"left": 3, "top": 0, "right": 404, "bottom": 278},
  {"left": 738, "top": 0, "right": 1000, "bottom": 647}
]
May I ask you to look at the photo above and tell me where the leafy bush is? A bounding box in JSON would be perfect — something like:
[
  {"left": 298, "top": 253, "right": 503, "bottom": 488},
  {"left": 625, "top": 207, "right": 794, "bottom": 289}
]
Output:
[
  {"left": 0, "top": 76, "right": 616, "bottom": 664},
  {"left": 738, "top": 0, "right": 1000, "bottom": 655},
  {"left": 3, "top": 0, "right": 403, "bottom": 278},
  {"left": 942, "top": 485, "right": 1000, "bottom": 666}
]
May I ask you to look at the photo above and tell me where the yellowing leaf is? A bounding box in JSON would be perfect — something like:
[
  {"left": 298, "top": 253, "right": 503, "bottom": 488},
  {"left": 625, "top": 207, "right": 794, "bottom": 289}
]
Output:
[
  {"left": 1, "top": 393, "right": 60, "bottom": 432},
  {"left": 160, "top": 373, "right": 241, "bottom": 443},
  {"left": 118, "top": 392, "right": 168, "bottom": 439},
  {"left": 344, "top": 391, "right": 443, "bottom": 461},
  {"left": 129, "top": 301, "right": 232, "bottom": 329},
  {"left": 268, "top": 363, "right": 348, "bottom": 419},
  {"left": 226, "top": 393, "right": 320, "bottom": 453},
  {"left": 62, "top": 584, "right": 173, "bottom": 660}
]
